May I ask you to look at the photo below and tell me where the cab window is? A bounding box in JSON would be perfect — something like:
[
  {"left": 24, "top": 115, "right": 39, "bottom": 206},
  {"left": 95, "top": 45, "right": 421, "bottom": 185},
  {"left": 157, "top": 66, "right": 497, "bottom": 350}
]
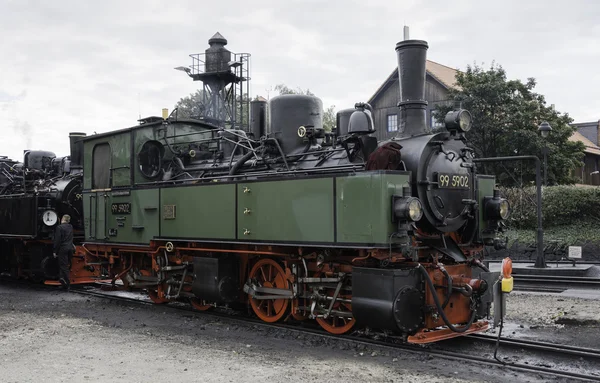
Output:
[{"left": 92, "top": 143, "right": 111, "bottom": 189}]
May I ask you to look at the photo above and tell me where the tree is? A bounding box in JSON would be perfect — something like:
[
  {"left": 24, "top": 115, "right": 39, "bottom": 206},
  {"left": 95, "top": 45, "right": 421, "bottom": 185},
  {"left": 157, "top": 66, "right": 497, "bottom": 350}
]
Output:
[
  {"left": 173, "top": 90, "right": 249, "bottom": 127},
  {"left": 174, "top": 90, "right": 206, "bottom": 119},
  {"left": 271, "top": 83, "right": 335, "bottom": 132},
  {"left": 434, "top": 63, "right": 585, "bottom": 186},
  {"left": 273, "top": 83, "right": 314, "bottom": 96},
  {"left": 323, "top": 105, "right": 335, "bottom": 133}
]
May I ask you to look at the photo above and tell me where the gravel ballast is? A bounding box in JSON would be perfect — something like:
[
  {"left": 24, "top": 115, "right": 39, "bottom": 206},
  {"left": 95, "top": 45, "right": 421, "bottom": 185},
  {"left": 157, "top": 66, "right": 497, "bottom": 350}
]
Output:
[{"left": 0, "top": 282, "right": 589, "bottom": 383}]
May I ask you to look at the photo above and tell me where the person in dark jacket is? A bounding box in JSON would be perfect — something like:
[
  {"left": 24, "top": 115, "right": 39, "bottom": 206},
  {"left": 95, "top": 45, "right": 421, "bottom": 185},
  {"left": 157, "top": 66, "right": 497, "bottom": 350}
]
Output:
[{"left": 53, "top": 214, "right": 74, "bottom": 289}]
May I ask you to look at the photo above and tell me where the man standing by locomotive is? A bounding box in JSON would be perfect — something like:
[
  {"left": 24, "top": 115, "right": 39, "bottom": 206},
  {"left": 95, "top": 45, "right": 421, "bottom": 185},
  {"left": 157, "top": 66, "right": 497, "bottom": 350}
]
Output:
[{"left": 53, "top": 214, "right": 73, "bottom": 289}]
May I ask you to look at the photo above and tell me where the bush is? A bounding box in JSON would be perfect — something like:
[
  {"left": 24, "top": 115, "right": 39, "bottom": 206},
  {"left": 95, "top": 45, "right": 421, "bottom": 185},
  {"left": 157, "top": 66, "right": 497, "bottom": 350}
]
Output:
[
  {"left": 506, "top": 219, "right": 600, "bottom": 246},
  {"left": 499, "top": 185, "right": 600, "bottom": 229}
]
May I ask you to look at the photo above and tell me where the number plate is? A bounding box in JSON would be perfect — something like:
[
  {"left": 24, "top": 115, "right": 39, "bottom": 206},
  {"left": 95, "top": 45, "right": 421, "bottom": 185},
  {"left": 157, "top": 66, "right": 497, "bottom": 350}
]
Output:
[
  {"left": 111, "top": 203, "right": 131, "bottom": 214},
  {"left": 437, "top": 173, "right": 470, "bottom": 189}
]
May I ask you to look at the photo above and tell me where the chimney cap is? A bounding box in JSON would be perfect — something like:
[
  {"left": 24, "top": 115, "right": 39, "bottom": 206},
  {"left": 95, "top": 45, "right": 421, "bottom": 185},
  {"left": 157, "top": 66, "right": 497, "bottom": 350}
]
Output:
[
  {"left": 395, "top": 39, "right": 428, "bottom": 51},
  {"left": 209, "top": 32, "right": 227, "bottom": 45}
]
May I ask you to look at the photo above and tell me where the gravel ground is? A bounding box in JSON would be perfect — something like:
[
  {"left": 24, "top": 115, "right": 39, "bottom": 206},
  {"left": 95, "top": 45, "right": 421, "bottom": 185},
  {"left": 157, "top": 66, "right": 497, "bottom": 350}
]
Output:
[
  {"left": 0, "top": 282, "right": 564, "bottom": 383},
  {"left": 496, "top": 291, "right": 600, "bottom": 349},
  {"left": 505, "top": 292, "right": 600, "bottom": 328}
]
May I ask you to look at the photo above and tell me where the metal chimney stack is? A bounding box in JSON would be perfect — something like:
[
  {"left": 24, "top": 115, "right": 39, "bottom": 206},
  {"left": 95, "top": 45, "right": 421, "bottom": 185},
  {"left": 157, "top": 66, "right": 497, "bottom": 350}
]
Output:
[
  {"left": 68, "top": 132, "right": 86, "bottom": 171},
  {"left": 403, "top": 26, "right": 410, "bottom": 40},
  {"left": 395, "top": 39, "right": 430, "bottom": 137}
]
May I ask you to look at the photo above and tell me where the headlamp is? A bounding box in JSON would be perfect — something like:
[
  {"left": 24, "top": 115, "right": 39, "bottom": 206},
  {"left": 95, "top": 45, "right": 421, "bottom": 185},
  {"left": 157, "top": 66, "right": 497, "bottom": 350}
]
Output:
[
  {"left": 444, "top": 109, "right": 472, "bottom": 133},
  {"left": 484, "top": 195, "right": 510, "bottom": 221},
  {"left": 42, "top": 210, "right": 58, "bottom": 226},
  {"left": 499, "top": 199, "right": 509, "bottom": 220},
  {"left": 394, "top": 197, "right": 423, "bottom": 222}
]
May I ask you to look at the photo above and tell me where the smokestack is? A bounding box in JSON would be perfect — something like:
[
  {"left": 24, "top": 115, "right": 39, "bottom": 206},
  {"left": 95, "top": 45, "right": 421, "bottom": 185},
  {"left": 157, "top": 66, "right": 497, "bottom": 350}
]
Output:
[
  {"left": 395, "top": 39, "right": 430, "bottom": 137},
  {"left": 403, "top": 26, "right": 410, "bottom": 40},
  {"left": 69, "top": 132, "right": 86, "bottom": 170},
  {"left": 250, "top": 99, "right": 267, "bottom": 140}
]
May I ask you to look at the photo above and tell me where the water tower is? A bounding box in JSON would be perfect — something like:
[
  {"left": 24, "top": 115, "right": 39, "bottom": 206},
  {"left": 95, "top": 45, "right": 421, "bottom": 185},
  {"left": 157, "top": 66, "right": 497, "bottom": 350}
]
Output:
[{"left": 176, "top": 32, "right": 251, "bottom": 129}]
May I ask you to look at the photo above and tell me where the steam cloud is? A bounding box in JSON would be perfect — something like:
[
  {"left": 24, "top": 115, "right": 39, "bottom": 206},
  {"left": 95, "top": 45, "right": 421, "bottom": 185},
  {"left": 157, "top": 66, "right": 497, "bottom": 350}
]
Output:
[{"left": 13, "top": 121, "right": 34, "bottom": 150}]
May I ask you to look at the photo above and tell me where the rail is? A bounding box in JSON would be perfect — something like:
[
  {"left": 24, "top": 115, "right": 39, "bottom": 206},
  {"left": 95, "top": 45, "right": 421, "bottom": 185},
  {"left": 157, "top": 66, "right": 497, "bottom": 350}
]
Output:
[{"left": 3, "top": 278, "right": 599, "bottom": 382}]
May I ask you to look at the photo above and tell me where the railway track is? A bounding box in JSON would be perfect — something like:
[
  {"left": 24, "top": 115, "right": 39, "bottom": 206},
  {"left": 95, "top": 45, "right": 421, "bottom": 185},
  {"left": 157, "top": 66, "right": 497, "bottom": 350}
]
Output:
[
  {"left": 485, "top": 260, "right": 600, "bottom": 292},
  {"left": 467, "top": 333, "right": 600, "bottom": 360},
  {"left": 514, "top": 275, "right": 600, "bottom": 291},
  {"left": 2, "top": 278, "right": 600, "bottom": 382}
]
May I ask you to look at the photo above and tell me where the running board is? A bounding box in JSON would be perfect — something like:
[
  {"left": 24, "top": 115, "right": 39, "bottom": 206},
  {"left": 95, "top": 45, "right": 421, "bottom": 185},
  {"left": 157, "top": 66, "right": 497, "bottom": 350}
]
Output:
[
  {"left": 44, "top": 278, "right": 113, "bottom": 286},
  {"left": 407, "top": 321, "right": 489, "bottom": 344}
]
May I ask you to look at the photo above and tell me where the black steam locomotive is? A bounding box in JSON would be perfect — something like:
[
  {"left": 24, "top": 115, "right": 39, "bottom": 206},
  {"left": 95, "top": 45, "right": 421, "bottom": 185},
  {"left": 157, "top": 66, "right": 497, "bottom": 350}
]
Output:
[{"left": 0, "top": 133, "right": 86, "bottom": 280}]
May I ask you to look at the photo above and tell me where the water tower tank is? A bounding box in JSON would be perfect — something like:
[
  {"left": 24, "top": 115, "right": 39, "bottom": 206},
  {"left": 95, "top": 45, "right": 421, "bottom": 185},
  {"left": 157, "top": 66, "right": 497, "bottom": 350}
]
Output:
[{"left": 205, "top": 32, "right": 231, "bottom": 73}]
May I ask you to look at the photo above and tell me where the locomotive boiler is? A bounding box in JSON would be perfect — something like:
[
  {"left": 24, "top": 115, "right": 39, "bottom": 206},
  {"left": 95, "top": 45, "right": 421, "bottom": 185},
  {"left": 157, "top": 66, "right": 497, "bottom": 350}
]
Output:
[
  {"left": 0, "top": 133, "right": 86, "bottom": 280},
  {"left": 351, "top": 40, "right": 510, "bottom": 338}
]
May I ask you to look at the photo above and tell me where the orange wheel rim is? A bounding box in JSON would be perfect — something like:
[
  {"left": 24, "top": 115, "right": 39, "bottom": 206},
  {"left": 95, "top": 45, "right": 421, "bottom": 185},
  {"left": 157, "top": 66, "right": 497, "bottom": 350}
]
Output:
[
  {"left": 140, "top": 269, "right": 169, "bottom": 304},
  {"left": 248, "top": 258, "right": 290, "bottom": 323},
  {"left": 316, "top": 306, "right": 355, "bottom": 334},
  {"left": 190, "top": 298, "right": 212, "bottom": 311},
  {"left": 147, "top": 289, "right": 169, "bottom": 304},
  {"left": 314, "top": 272, "right": 355, "bottom": 334}
]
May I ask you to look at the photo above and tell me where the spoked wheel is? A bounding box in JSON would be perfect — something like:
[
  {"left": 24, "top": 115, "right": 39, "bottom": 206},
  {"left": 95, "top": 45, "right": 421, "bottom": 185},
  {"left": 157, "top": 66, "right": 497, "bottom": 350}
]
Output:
[
  {"left": 190, "top": 298, "right": 213, "bottom": 311},
  {"left": 248, "top": 258, "right": 290, "bottom": 323},
  {"left": 147, "top": 289, "right": 169, "bottom": 304},
  {"left": 314, "top": 272, "right": 356, "bottom": 335},
  {"left": 140, "top": 269, "right": 169, "bottom": 304}
]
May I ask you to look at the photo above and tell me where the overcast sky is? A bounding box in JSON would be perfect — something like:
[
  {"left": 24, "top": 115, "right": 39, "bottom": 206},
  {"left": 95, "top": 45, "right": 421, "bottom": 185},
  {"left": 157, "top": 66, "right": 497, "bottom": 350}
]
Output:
[{"left": 1, "top": 0, "right": 599, "bottom": 161}]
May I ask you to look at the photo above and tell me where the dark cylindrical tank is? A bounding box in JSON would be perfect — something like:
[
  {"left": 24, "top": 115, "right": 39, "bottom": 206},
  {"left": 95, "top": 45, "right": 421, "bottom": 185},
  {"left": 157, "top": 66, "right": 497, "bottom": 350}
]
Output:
[
  {"left": 269, "top": 94, "right": 323, "bottom": 154},
  {"left": 250, "top": 100, "right": 267, "bottom": 140},
  {"left": 335, "top": 108, "right": 354, "bottom": 136},
  {"left": 205, "top": 32, "right": 231, "bottom": 73},
  {"left": 24, "top": 151, "right": 55, "bottom": 171},
  {"left": 69, "top": 132, "right": 86, "bottom": 170},
  {"left": 395, "top": 40, "right": 430, "bottom": 137},
  {"left": 347, "top": 103, "right": 375, "bottom": 135}
]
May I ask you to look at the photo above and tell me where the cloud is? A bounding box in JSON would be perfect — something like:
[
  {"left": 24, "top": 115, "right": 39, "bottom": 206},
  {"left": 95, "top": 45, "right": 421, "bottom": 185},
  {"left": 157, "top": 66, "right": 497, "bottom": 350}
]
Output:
[{"left": 0, "top": 0, "right": 599, "bottom": 162}]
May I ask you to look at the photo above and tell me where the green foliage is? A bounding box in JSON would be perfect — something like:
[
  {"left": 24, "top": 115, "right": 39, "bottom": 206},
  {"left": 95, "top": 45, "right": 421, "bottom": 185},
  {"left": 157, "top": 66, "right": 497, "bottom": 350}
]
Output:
[
  {"left": 322, "top": 105, "right": 336, "bottom": 133},
  {"left": 506, "top": 219, "right": 600, "bottom": 248},
  {"left": 273, "top": 83, "right": 314, "bottom": 96},
  {"left": 435, "top": 63, "right": 585, "bottom": 186},
  {"left": 173, "top": 90, "right": 249, "bottom": 127},
  {"left": 174, "top": 89, "right": 206, "bottom": 119},
  {"left": 501, "top": 185, "right": 600, "bottom": 229}
]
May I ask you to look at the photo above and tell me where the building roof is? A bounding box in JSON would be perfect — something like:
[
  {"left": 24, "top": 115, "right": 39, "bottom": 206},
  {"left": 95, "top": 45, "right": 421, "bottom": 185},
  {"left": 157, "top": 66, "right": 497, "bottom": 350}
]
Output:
[
  {"left": 569, "top": 131, "right": 600, "bottom": 156},
  {"left": 368, "top": 60, "right": 460, "bottom": 104},
  {"left": 425, "top": 60, "right": 459, "bottom": 89}
]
